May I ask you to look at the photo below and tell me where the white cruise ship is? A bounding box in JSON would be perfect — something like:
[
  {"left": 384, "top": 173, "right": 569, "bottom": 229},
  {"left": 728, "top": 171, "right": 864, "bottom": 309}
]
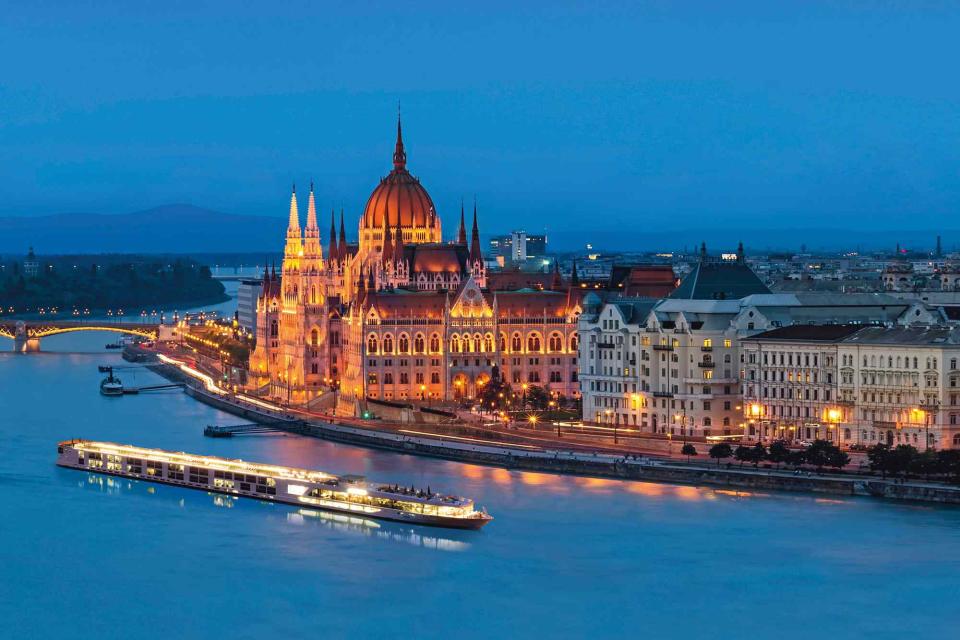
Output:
[{"left": 57, "top": 440, "right": 493, "bottom": 530}]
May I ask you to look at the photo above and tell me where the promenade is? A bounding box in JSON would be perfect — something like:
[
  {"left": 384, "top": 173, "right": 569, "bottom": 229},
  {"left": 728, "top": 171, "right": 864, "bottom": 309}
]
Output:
[{"left": 142, "top": 345, "right": 960, "bottom": 506}]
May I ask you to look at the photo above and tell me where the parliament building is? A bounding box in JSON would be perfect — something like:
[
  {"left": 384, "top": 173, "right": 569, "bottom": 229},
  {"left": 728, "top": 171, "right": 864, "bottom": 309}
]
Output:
[{"left": 248, "top": 118, "right": 583, "bottom": 415}]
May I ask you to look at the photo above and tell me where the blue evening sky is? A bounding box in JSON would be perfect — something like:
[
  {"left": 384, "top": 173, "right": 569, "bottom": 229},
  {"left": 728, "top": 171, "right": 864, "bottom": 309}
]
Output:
[{"left": 1, "top": 1, "right": 958, "bottom": 238}]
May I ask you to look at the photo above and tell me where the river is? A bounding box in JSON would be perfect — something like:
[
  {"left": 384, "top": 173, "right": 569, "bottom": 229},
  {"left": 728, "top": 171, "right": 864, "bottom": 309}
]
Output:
[{"left": 2, "top": 283, "right": 959, "bottom": 639}]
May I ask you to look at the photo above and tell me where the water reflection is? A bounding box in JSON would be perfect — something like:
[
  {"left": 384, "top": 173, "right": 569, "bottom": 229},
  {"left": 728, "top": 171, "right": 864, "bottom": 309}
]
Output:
[{"left": 76, "top": 472, "right": 469, "bottom": 551}]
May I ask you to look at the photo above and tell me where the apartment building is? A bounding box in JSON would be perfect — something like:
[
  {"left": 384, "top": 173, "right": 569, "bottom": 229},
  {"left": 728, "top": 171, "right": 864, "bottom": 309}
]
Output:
[{"left": 742, "top": 325, "right": 960, "bottom": 449}]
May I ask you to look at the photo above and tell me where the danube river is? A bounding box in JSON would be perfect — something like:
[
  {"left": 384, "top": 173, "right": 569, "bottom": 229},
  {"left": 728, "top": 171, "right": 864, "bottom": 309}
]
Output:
[{"left": 3, "top": 294, "right": 960, "bottom": 638}]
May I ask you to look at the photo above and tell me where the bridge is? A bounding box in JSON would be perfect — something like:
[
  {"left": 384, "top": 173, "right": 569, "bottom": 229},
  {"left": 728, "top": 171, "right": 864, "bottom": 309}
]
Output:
[{"left": 0, "top": 320, "right": 159, "bottom": 353}]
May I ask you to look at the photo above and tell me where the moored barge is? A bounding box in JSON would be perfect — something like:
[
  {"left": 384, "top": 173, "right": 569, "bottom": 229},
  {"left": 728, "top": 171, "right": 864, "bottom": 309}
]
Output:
[{"left": 57, "top": 440, "right": 492, "bottom": 530}]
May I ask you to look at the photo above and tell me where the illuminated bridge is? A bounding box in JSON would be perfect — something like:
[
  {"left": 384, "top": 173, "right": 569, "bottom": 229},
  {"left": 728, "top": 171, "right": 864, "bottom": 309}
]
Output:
[{"left": 0, "top": 320, "right": 159, "bottom": 353}]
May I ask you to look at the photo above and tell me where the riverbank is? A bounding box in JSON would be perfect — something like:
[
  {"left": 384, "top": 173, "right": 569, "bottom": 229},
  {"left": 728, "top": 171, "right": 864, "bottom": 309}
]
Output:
[{"left": 147, "top": 358, "right": 960, "bottom": 506}]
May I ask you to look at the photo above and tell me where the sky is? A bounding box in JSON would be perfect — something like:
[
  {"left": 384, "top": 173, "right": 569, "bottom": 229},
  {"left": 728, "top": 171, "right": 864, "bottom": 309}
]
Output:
[{"left": 1, "top": 1, "right": 959, "bottom": 245}]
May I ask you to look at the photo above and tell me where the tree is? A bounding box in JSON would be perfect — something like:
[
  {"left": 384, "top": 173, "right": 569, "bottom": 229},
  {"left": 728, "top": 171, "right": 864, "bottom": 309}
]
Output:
[
  {"left": 768, "top": 440, "right": 790, "bottom": 469},
  {"left": 909, "top": 449, "right": 939, "bottom": 481},
  {"left": 889, "top": 444, "right": 919, "bottom": 479},
  {"left": 866, "top": 443, "right": 891, "bottom": 478},
  {"left": 681, "top": 443, "right": 697, "bottom": 462},
  {"left": 709, "top": 443, "right": 733, "bottom": 467},
  {"left": 825, "top": 447, "right": 850, "bottom": 472},
  {"left": 526, "top": 385, "right": 550, "bottom": 410},
  {"left": 787, "top": 449, "right": 807, "bottom": 470},
  {"left": 804, "top": 440, "right": 834, "bottom": 471},
  {"left": 733, "top": 445, "right": 751, "bottom": 468},
  {"left": 750, "top": 443, "right": 768, "bottom": 468}
]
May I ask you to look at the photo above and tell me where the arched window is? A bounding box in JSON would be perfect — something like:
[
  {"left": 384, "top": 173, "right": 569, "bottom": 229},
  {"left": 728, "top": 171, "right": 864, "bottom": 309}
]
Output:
[
  {"left": 414, "top": 334, "right": 425, "bottom": 354},
  {"left": 473, "top": 334, "right": 482, "bottom": 353},
  {"left": 429, "top": 333, "right": 440, "bottom": 353},
  {"left": 270, "top": 320, "right": 278, "bottom": 337},
  {"left": 367, "top": 335, "right": 378, "bottom": 354},
  {"left": 383, "top": 334, "right": 394, "bottom": 354},
  {"left": 499, "top": 333, "right": 507, "bottom": 352},
  {"left": 527, "top": 334, "right": 541, "bottom": 353},
  {"left": 311, "top": 328, "right": 319, "bottom": 347},
  {"left": 512, "top": 333, "right": 522, "bottom": 352},
  {"left": 484, "top": 333, "right": 494, "bottom": 353},
  {"left": 954, "top": 434, "right": 960, "bottom": 446},
  {"left": 310, "top": 286, "right": 317, "bottom": 304},
  {"left": 451, "top": 335, "right": 461, "bottom": 353},
  {"left": 704, "top": 417, "right": 712, "bottom": 426},
  {"left": 548, "top": 333, "right": 563, "bottom": 352},
  {"left": 570, "top": 333, "right": 578, "bottom": 352},
  {"left": 399, "top": 334, "right": 410, "bottom": 354}
]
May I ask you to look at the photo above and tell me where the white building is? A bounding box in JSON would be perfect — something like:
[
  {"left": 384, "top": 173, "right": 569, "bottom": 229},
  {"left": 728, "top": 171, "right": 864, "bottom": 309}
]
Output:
[
  {"left": 236, "top": 279, "right": 262, "bottom": 333},
  {"left": 579, "top": 250, "right": 942, "bottom": 440},
  {"left": 742, "top": 325, "right": 960, "bottom": 449}
]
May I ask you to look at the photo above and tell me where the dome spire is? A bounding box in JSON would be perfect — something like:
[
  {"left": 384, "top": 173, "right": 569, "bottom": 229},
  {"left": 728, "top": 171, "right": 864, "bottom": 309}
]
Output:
[{"left": 393, "top": 105, "right": 406, "bottom": 171}]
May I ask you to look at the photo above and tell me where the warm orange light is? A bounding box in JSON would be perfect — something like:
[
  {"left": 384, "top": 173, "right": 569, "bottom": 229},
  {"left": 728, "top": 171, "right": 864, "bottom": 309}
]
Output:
[{"left": 749, "top": 403, "right": 762, "bottom": 417}]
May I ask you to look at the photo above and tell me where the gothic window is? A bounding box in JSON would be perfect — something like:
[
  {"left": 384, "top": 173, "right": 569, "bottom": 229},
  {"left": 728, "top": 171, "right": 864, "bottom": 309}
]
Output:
[
  {"left": 512, "top": 333, "right": 522, "bottom": 352},
  {"left": 384, "top": 373, "right": 393, "bottom": 384},
  {"left": 310, "top": 286, "right": 317, "bottom": 304},
  {"left": 383, "top": 334, "right": 394, "bottom": 354},
  {"left": 473, "top": 334, "right": 482, "bottom": 353},
  {"left": 484, "top": 333, "right": 494, "bottom": 353},
  {"left": 548, "top": 333, "right": 563, "bottom": 353},
  {"left": 451, "top": 335, "right": 461, "bottom": 353},
  {"left": 311, "top": 363, "right": 318, "bottom": 374},
  {"left": 570, "top": 333, "right": 578, "bottom": 352},
  {"left": 367, "top": 335, "right": 378, "bottom": 354},
  {"left": 399, "top": 334, "right": 410, "bottom": 354},
  {"left": 527, "top": 334, "right": 542, "bottom": 353},
  {"left": 414, "top": 334, "right": 425, "bottom": 354},
  {"left": 311, "top": 329, "right": 319, "bottom": 347},
  {"left": 499, "top": 333, "right": 507, "bottom": 352},
  {"left": 431, "top": 372, "right": 440, "bottom": 384},
  {"left": 270, "top": 320, "right": 278, "bottom": 338},
  {"left": 429, "top": 333, "right": 440, "bottom": 353}
]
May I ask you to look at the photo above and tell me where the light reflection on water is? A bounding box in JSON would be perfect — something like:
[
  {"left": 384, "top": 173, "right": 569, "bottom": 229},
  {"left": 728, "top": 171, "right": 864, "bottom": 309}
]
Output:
[{"left": 77, "top": 471, "right": 470, "bottom": 552}]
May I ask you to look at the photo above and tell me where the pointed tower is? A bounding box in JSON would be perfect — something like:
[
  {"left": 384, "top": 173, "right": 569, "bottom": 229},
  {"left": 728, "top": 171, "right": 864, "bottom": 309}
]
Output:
[
  {"left": 469, "top": 200, "right": 483, "bottom": 264},
  {"left": 393, "top": 109, "right": 406, "bottom": 171},
  {"left": 303, "top": 181, "right": 322, "bottom": 260},
  {"left": 381, "top": 209, "right": 393, "bottom": 268},
  {"left": 393, "top": 216, "right": 405, "bottom": 270},
  {"left": 338, "top": 208, "right": 348, "bottom": 260},
  {"left": 552, "top": 259, "right": 563, "bottom": 290},
  {"left": 284, "top": 184, "right": 303, "bottom": 258},
  {"left": 327, "top": 208, "right": 339, "bottom": 264},
  {"left": 700, "top": 242, "right": 707, "bottom": 261},
  {"left": 736, "top": 241, "right": 745, "bottom": 264},
  {"left": 570, "top": 260, "right": 580, "bottom": 287},
  {"left": 456, "top": 200, "right": 467, "bottom": 245}
]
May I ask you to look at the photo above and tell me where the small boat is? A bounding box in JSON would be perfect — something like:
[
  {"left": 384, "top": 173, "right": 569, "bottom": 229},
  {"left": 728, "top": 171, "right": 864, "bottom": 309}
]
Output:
[
  {"left": 100, "top": 370, "right": 123, "bottom": 396},
  {"left": 105, "top": 343, "right": 123, "bottom": 349}
]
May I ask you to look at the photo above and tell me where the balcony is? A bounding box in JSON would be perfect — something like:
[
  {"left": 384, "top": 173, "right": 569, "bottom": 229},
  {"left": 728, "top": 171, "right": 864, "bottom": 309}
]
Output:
[
  {"left": 653, "top": 344, "right": 674, "bottom": 351},
  {"left": 653, "top": 391, "right": 674, "bottom": 398},
  {"left": 697, "top": 361, "right": 716, "bottom": 368},
  {"left": 700, "top": 346, "right": 713, "bottom": 352}
]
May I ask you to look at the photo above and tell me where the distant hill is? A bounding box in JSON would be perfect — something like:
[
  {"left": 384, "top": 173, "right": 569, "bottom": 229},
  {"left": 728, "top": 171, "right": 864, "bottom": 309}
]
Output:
[{"left": 0, "top": 204, "right": 286, "bottom": 254}]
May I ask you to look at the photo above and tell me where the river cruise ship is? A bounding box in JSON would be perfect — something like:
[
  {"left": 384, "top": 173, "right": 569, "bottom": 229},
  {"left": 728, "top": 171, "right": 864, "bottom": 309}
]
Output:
[{"left": 57, "top": 440, "right": 492, "bottom": 530}]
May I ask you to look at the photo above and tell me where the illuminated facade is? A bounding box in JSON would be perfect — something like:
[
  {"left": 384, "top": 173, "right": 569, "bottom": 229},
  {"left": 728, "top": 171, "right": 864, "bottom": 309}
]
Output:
[{"left": 248, "top": 118, "right": 582, "bottom": 413}]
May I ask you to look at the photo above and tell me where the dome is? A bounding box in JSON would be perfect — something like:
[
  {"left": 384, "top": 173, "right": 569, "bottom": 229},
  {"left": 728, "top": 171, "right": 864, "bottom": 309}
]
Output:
[{"left": 360, "top": 118, "right": 441, "bottom": 233}]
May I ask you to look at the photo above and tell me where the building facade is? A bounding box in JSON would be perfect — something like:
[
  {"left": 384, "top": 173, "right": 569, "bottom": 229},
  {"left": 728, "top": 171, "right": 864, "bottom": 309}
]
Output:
[
  {"left": 248, "top": 118, "right": 582, "bottom": 413},
  {"left": 742, "top": 325, "right": 960, "bottom": 449},
  {"left": 579, "top": 250, "right": 943, "bottom": 439}
]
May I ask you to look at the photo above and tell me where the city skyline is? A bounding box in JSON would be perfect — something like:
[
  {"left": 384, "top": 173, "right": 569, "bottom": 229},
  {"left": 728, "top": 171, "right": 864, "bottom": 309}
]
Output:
[{"left": 2, "top": 2, "right": 959, "bottom": 237}]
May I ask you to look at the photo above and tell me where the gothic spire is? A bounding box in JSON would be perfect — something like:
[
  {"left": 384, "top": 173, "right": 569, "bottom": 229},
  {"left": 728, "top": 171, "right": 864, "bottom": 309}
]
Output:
[
  {"left": 571, "top": 259, "right": 580, "bottom": 287},
  {"left": 286, "top": 184, "right": 301, "bottom": 238},
  {"left": 393, "top": 108, "right": 406, "bottom": 171},
  {"left": 328, "top": 208, "right": 339, "bottom": 262},
  {"left": 381, "top": 209, "right": 393, "bottom": 267},
  {"left": 338, "top": 208, "right": 347, "bottom": 259},
  {"left": 456, "top": 199, "right": 467, "bottom": 245},
  {"left": 469, "top": 199, "right": 482, "bottom": 263},
  {"left": 393, "top": 215, "right": 405, "bottom": 264}
]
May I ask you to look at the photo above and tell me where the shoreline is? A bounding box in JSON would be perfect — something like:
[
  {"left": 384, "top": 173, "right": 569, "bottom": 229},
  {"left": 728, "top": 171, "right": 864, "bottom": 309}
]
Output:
[{"left": 149, "top": 359, "right": 960, "bottom": 506}]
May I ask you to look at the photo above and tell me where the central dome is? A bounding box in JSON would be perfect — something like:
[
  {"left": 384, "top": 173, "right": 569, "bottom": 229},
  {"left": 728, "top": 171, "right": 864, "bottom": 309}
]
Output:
[{"left": 360, "top": 118, "right": 441, "bottom": 234}]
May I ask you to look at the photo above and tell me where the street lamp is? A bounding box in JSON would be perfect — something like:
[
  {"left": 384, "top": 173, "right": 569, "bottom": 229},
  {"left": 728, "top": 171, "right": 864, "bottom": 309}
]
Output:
[{"left": 826, "top": 407, "right": 842, "bottom": 447}]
